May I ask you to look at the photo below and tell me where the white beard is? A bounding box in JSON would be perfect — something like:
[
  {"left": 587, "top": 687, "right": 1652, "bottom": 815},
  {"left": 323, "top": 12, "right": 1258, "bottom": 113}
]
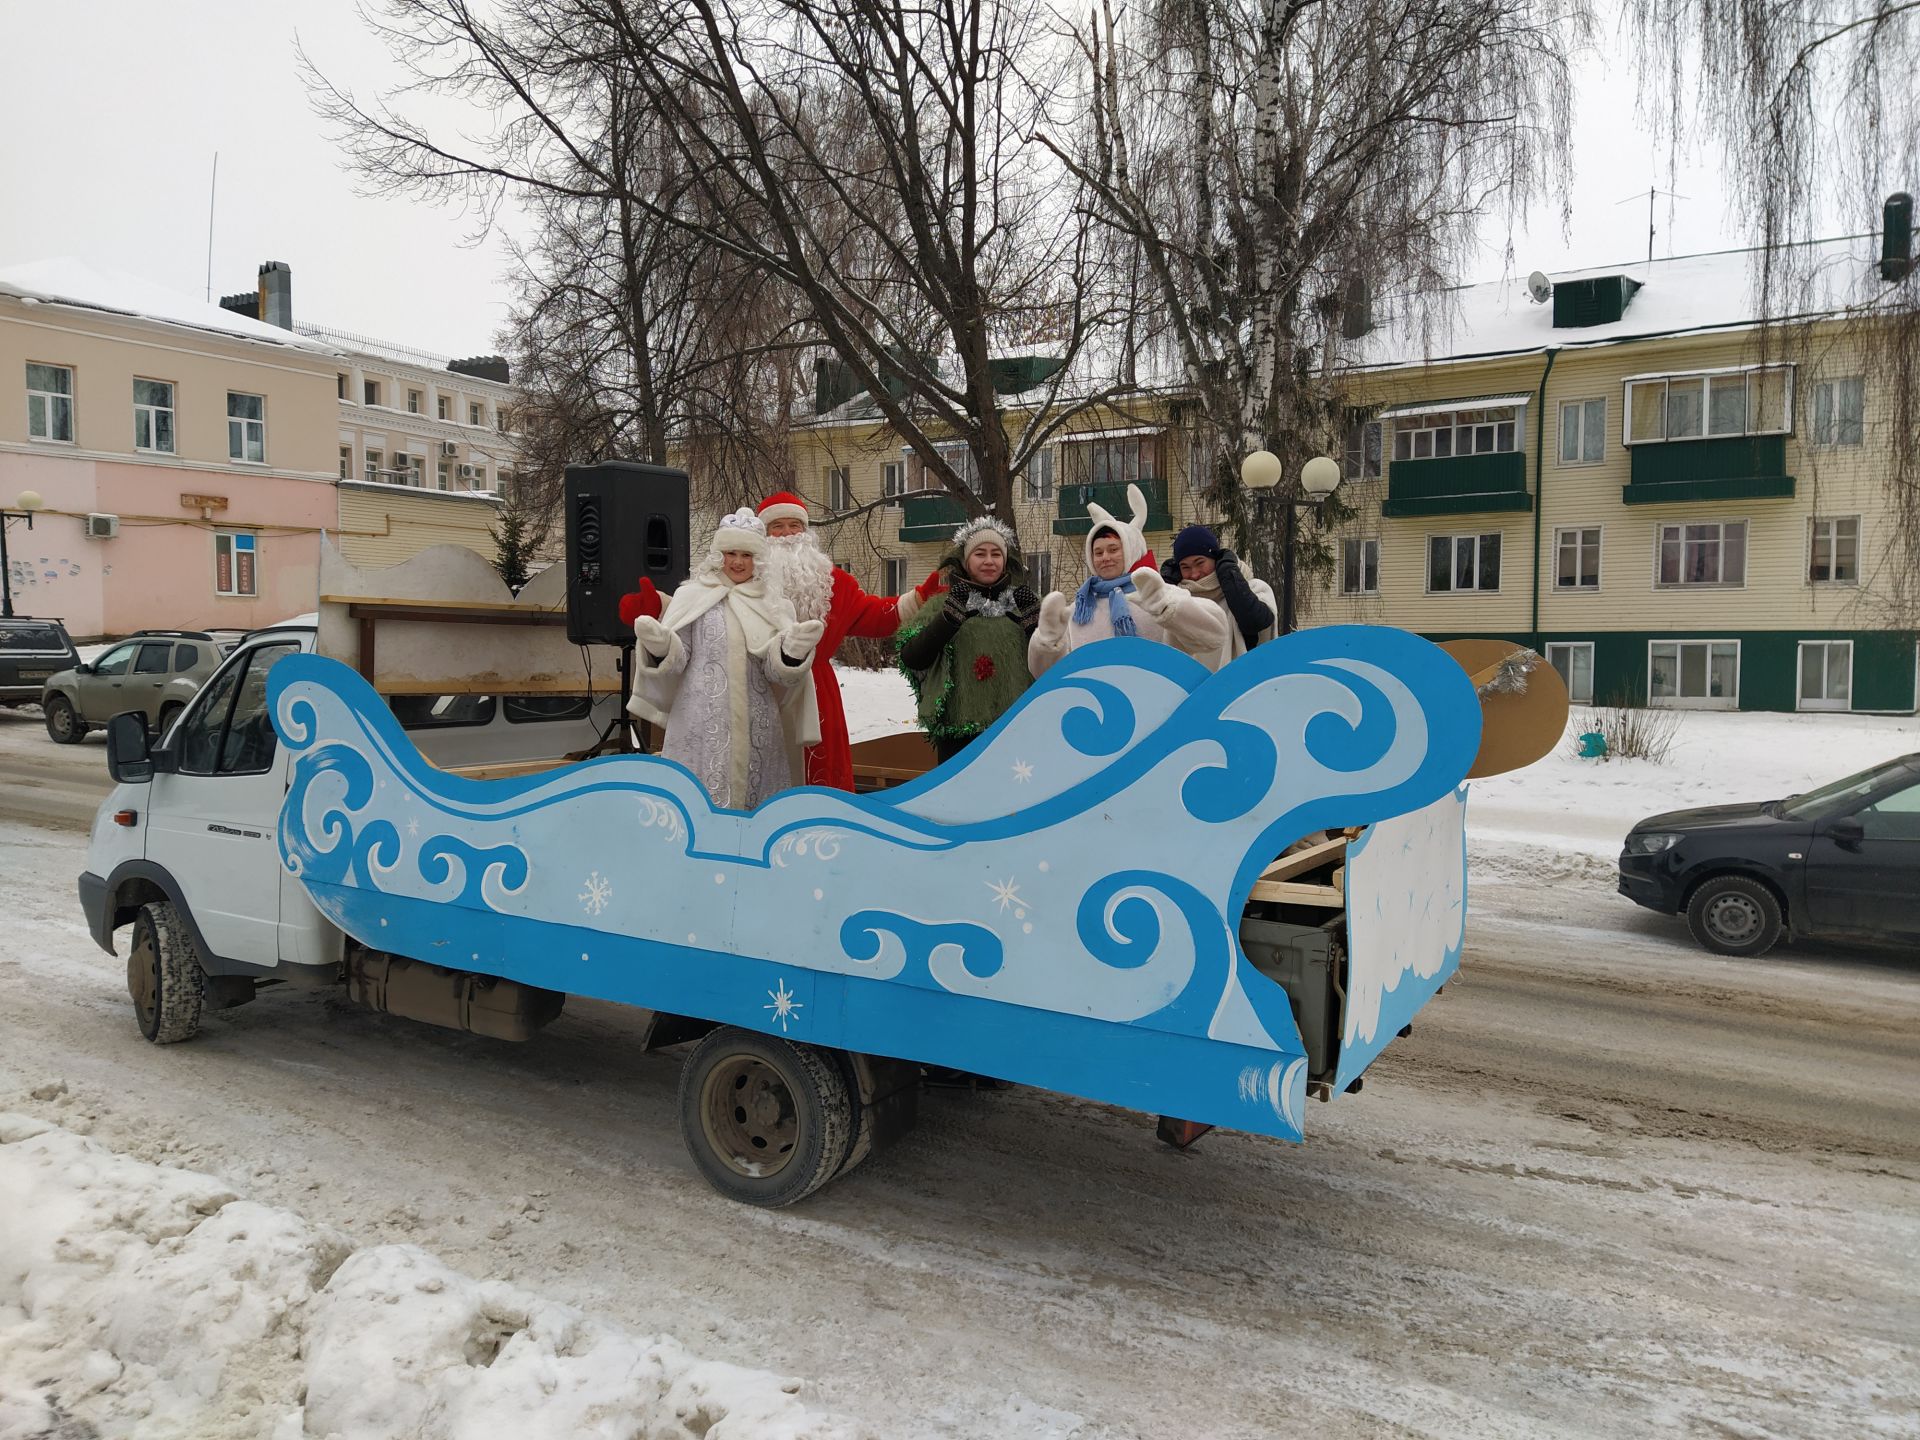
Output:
[{"left": 761, "top": 532, "right": 835, "bottom": 624}]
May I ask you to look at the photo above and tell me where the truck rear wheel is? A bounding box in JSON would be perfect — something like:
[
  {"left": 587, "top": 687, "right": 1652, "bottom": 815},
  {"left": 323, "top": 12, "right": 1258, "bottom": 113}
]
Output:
[
  {"left": 678, "top": 1027, "right": 853, "bottom": 1207},
  {"left": 128, "top": 900, "right": 204, "bottom": 1044}
]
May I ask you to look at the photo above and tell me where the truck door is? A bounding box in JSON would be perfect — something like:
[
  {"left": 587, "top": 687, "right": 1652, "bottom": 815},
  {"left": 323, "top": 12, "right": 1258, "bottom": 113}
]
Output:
[
  {"left": 1804, "top": 772, "right": 1920, "bottom": 940},
  {"left": 145, "top": 639, "right": 301, "bottom": 965}
]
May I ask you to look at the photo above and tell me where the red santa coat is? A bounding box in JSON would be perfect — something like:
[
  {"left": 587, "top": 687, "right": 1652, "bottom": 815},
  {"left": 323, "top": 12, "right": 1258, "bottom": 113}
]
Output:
[{"left": 805, "top": 567, "right": 922, "bottom": 789}]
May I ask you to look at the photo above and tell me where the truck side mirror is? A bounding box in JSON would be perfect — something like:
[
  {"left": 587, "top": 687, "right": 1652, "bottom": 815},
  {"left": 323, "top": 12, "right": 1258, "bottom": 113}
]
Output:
[
  {"left": 1825, "top": 814, "right": 1866, "bottom": 850},
  {"left": 105, "top": 711, "right": 154, "bottom": 784}
]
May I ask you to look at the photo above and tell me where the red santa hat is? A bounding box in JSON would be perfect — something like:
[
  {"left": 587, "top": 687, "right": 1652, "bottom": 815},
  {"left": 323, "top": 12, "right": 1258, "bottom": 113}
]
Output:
[{"left": 757, "top": 491, "right": 810, "bottom": 529}]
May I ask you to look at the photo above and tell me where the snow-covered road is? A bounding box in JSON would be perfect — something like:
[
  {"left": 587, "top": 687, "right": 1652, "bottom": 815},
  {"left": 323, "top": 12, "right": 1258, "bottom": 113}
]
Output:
[{"left": 2, "top": 808, "right": 1916, "bottom": 1438}]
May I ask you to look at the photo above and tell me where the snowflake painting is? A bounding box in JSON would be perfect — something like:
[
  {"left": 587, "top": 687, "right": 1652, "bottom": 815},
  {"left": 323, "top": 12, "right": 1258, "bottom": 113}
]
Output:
[{"left": 578, "top": 871, "right": 612, "bottom": 916}]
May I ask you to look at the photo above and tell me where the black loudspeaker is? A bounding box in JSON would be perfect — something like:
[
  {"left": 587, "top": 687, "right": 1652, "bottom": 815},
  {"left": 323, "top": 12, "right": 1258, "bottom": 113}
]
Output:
[{"left": 563, "top": 461, "right": 691, "bottom": 645}]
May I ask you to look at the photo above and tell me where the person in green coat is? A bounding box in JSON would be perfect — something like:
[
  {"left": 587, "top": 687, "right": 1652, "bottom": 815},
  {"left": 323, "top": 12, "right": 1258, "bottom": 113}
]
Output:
[{"left": 898, "top": 516, "right": 1041, "bottom": 764}]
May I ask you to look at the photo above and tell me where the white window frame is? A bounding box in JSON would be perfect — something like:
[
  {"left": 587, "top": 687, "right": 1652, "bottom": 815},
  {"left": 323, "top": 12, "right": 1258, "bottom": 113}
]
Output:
[
  {"left": 1344, "top": 420, "right": 1383, "bottom": 480},
  {"left": 1797, "top": 640, "right": 1853, "bottom": 713},
  {"left": 1545, "top": 641, "right": 1595, "bottom": 704},
  {"left": 133, "top": 377, "right": 176, "bottom": 454},
  {"left": 1030, "top": 550, "right": 1052, "bottom": 593},
  {"left": 365, "top": 448, "right": 385, "bottom": 484},
  {"left": 339, "top": 445, "right": 353, "bottom": 480},
  {"left": 826, "top": 466, "right": 852, "bottom": 512},
  {"left": 1622, "top": 365, "right": 1793, "bottom": 445},
  {"left": 469, "top": 401, "right": 484, "bottom": 426},
  {"left": 26, "top": 362, "right": 74, "bottom": 444},
  {"left": 226, "top": 391, "right": 266, "bottom": 464},
  {"left": 1027, "top": 446, "right": 1056, "bottom": 500},
  {"left": 1655, "top": 519, "right": 1748, "bottom": 589},
  {"left": 881, "top": 460, "right": 906, "bottom": 501},
  {"left": 1392, "top": 406, "right": 1521, "bottom": 463},
  {"left": 884, "top": 558, "right": 907, "bottom": 596},
  {"left": 1553, "top": 525, "right": 1603, "bottom": 591},
  {"left": 1558, "top": 398, "right": 1606, "bottom": 465},
  {"left": 1340, "top": 536, "right": 1379, "bottom": 595},
  {"left": 214, "top": 532, "right": 259, "bottom": 597},
  {"left": 406, "top": 388, "right": 423, "bottom": 414},
  {"left": 1808, "top": 515, "right": 1860, "bottom": 586},
  {"left": 1648, "top": 639, "right": 1741, "bottom": 710},
  {"left": 437, "top": 394, "right": 451, "bottom": 421},
  {"left": 1810, "top": 376, "right": 1865, "bottom": 446},
  {"left": 363, "top": 378, "right": 382, "bottom": 407},
  {"left": 1425, "top": 532, "right": 1503, "bottom": 594}
]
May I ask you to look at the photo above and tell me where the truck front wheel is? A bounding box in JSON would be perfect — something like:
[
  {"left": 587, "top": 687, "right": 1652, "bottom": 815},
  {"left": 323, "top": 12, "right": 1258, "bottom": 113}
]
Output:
[
  {"left": 128, "top": 900, "right": 205, "bottom": 1044},
  {"left": 678, "top": 1027, "right": 853, "bottom": 1207}
]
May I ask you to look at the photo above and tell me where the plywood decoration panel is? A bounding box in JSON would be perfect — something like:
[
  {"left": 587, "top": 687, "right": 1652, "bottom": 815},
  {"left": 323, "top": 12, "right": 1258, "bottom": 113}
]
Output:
[{"left": 270, "top": 626, "right": 1482, "bottom": 1140}]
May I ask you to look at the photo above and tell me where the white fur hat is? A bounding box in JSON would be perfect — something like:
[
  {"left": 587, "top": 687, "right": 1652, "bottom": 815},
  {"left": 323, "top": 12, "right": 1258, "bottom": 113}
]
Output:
[
  {"left": 1083, "top": 483, "right": 1151, "bottom": 573},
  {"left": 711, "top": 507, "right": 767, "bottom": 557}
]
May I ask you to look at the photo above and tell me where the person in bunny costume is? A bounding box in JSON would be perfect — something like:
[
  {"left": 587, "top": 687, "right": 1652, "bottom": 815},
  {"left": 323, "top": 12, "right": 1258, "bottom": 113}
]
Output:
[
  {"left": 626, "top": 508, "right": 825, "bottom": 810},
  {"left": 1027, "top": 483, "right": 1228, "bottom": 677}
]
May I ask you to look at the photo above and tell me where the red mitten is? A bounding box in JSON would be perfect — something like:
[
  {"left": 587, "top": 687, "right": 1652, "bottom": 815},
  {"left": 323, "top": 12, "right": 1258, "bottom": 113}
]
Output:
[
  {"left": 913, "top": 568, "right": 948, "bottom": 601},
  {"left": 617, "top": 577, "right": 662, "bottom": 628}
]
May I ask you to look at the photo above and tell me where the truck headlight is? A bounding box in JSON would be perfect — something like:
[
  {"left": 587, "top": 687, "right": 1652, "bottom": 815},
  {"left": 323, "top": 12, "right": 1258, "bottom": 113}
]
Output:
[{"left": 1624, "top": 832, "right": 1682, "bottom": 855}]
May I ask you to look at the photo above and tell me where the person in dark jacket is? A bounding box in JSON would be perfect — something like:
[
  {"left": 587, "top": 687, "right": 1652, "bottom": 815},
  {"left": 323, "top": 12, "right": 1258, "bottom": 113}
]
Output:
[
  {"left": 1161, "top": 525, "right": 1276, "bottom": 669},
  {"left": 898, "top": 516, "right": 1041, "bottom": 764}
]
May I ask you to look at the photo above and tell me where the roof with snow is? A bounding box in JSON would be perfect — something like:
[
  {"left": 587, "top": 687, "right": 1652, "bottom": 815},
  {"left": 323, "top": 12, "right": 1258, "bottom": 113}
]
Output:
[
  {"left": 1353, "top": 235, "right": 1885, "bottom": 371},
  {"left": 0, "top": 258, "right": 334, "bottom": 352}
]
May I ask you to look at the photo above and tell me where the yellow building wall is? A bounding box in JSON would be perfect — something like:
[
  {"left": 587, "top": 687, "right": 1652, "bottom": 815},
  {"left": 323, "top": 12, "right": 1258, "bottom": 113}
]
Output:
[{"left": 336, "top": 483, "right": 503, "bottom": 569}]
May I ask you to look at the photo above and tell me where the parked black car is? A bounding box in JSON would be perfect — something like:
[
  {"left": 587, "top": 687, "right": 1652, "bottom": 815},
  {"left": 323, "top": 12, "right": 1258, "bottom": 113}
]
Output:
[
  {"left": 0, "top": 616, "right": 81, "bottom": 707},
  {"left": 1619, "top": 755, "right": 1920, "bottom": 956}
]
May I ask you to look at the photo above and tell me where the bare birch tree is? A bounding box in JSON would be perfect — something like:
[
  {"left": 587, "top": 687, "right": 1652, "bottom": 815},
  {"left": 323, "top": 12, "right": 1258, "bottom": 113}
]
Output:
[{"left": 1043, "top": 0, "right": 1583, "bottom": 586}]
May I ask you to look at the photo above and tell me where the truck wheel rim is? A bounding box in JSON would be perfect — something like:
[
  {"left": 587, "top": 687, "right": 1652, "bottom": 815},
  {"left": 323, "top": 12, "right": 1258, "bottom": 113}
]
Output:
[
  {"left": 1706, "top": 894, "right": 1761, "bottom": 943},
  {"left": 700, "top": 1054, "right": 798, "bottom": 1180},
  {"left": 127, "top": 927, "right": 158, "bottom": 1026}
]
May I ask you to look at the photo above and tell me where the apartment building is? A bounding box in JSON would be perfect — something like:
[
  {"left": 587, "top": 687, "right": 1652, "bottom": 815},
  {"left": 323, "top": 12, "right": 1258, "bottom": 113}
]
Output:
[
  {"left": 771, "top": 234, "right": 1914, "bottom": 715},
  {"left": 0, "top": 259, "right": 340, "bottom": 635},
  {"left": 214, "top": 265, "right": 520, "bottom": 570}
]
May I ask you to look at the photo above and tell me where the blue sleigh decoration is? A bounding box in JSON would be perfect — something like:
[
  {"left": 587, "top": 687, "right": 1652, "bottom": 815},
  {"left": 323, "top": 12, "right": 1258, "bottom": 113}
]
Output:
[{"left": 269, "top": 625, "right": 1480, "bottom": 1143}]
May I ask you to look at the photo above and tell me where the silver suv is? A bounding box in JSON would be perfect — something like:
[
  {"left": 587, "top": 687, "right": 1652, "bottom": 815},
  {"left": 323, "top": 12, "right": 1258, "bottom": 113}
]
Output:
[{"left": 41, "top": 630, "right": 237, "bottom": 743}]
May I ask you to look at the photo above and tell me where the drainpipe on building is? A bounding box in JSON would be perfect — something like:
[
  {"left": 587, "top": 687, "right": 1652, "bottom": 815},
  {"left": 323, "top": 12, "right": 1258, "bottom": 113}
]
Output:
[{"left": 1530, "top": 347, "right": 1558, "bottom": 649}]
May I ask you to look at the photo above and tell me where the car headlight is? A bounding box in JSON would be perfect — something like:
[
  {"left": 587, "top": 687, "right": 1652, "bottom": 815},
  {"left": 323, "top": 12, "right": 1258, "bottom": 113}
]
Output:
[{"left": 1624, "top": 832, "right": 1683, "bottom": 855}]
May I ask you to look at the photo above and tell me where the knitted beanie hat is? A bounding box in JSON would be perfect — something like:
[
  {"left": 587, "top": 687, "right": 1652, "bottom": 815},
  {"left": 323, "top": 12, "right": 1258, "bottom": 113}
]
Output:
[
  {"left": 952, "top": 514, "right": 1018, "bottom": 562},
  {"left": 1172, "top": 524, "right": 1221, "bottom": 564}
]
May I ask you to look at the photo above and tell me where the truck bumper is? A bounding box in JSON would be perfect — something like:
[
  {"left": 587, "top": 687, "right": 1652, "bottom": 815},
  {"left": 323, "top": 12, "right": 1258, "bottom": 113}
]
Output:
[{"left": 78, "top": 871, "right": 115, "bottom": 954}]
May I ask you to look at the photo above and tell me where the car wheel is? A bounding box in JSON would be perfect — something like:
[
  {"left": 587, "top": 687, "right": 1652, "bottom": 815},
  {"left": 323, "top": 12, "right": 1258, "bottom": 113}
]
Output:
[
  {"left": 43, "top": 694, "right": 87, "bottom": 744},
  {"left": 127, "top": 900, "right": 205, "bottom": 1044},
  {"left": 155, "top": 701, "right": 185, "bottom": 739},
  {"left": 1686, "top": 875, "right": 1784, "bottom": 957},
  {"left": 678, "top": 1026, "right": 854, "bottom": 1207}
]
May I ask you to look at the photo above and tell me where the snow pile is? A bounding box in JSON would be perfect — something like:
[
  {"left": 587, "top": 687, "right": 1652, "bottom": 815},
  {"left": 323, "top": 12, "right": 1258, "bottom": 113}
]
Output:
[{"left": 0, "top": 1113, "right": 843, "bottom": 1440}]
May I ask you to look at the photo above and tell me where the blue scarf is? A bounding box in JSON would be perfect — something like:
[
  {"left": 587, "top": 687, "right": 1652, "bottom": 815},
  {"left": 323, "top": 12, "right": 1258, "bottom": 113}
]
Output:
[{"left": 1072, "top": 572, "right": 1137, "bottom": 637}]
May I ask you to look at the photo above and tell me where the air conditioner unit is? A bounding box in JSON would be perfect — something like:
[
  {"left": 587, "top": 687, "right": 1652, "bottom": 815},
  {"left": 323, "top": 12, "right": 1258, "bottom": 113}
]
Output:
[
  {"left": 84, "top": 513, "right": 119, "bottom": 540},
  {"left": 440, "top": 441, "right": 459, "bottom": 458},
  {"left": 458, "top": 464, "right": 477, "bottom": 480}
]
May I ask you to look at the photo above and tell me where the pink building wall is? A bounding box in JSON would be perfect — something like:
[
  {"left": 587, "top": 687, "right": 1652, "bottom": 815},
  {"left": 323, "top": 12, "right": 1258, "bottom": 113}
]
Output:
[{"left": 1, "top": 452, "right": 331, "bottom": 638}]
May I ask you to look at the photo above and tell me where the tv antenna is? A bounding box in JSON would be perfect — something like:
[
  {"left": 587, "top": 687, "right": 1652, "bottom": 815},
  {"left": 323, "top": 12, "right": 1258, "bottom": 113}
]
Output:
[{"left": 1617, "top": 186, "right": 1688, "bottom": 267}]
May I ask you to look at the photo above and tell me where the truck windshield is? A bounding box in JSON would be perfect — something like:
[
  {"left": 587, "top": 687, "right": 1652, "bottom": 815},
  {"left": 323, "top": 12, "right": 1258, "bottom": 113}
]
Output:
[{"left": 1777, "top": 759, "right": 1920, "bottom": 820}]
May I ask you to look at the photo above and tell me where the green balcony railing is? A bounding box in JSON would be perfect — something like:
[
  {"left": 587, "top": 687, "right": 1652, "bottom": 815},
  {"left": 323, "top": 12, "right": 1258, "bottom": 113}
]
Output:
[
  {"left": 1623, "top": 436, "right": 1795, "bottom": 505},
  {"left": 1053, "top": 477, "right": 1174, "bottom": 535},
  {"left": 1382, "top": 452, "right": 1531, "bottom": 518},
  {"left": 896, "top": 491, "right": 970, "bottom": 543}
]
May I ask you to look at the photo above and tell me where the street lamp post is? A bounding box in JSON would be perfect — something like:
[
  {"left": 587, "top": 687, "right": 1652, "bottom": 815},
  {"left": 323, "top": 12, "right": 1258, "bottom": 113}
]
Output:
[
  {"left": 0, "top": 491, "right": 47, "bottom": 620},
  {"left": 1239, "top": 452, "right": 1340, "bottom": 635}
]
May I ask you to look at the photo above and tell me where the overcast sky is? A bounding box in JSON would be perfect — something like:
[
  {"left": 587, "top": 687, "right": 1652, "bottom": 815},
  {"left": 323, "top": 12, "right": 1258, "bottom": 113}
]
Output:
[{"left": 0, "top": 1, "right": 1744, "bottom": 359}]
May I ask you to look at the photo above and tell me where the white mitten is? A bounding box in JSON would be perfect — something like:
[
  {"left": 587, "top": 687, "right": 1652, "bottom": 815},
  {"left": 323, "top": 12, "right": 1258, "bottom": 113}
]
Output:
[
  {"left": 783, "top": 618, "right": 826, "bottom": 657},
  {"left": 1037, "top": 591, "right": 1070, "bottom": 642},
  {"left": 632, "top": 616, "right": 671, "bottom": 657},
  {"left": 1128, "top": 565, "right": 1170, "bottom": 614}
]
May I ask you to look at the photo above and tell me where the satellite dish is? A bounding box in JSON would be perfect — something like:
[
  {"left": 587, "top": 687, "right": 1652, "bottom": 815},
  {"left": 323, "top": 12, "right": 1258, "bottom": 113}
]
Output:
[{"left": 1526, "top": 270, "right": 1553, "bottom": 304}]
